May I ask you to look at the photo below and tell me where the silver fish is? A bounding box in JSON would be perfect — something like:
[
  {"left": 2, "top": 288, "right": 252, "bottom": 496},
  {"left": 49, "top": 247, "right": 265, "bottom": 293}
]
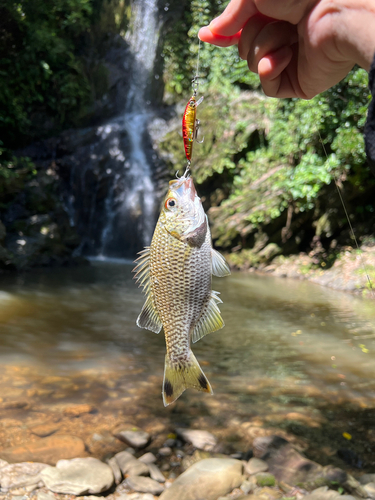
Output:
[{"left": 134, "top": 172, "right": 230, "bottom": 405}]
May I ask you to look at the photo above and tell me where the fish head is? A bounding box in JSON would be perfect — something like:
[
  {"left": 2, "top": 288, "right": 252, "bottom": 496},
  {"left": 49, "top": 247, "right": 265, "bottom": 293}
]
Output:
[{"left": 160, "top": 175, "right": 205, "bottom": 241}]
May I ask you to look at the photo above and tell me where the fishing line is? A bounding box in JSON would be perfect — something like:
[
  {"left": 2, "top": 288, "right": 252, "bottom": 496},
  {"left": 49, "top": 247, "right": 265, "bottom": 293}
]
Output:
[{"left": 318, "top": 130, "right": 374, "bottom": 297}]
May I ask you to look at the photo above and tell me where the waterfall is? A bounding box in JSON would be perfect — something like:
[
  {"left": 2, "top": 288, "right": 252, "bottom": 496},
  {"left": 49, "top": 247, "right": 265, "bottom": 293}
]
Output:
[{"left": 64, "top": 0, "right": 162, "bottom": 258}]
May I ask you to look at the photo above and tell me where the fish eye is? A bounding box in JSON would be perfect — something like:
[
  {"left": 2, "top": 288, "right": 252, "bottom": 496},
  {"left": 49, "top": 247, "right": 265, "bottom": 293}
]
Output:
[{"left": 165, "top": 198, "right": 177, "bottom": 210}]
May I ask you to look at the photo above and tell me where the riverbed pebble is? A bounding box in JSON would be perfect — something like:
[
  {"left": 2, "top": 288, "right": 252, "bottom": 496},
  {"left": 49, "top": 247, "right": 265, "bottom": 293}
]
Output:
[
  {"left": 40, "top": 457, "right": 114, "bottom": 495},
  {"left": 114, "top": 429, "right": 150, "bottom": 449},
  {"left": 176, "top": 428, "right": 217, "bottom": 451},
  {"left": 106, "top": 457, "right": 122, "bottom": 485},
  {"left": 0, "top": 463, "right": 49, "bottom": 492},
  {"left": 159, "top": 458, "right": 243, "bottom": 500},
  {"left": 147, "top": 463, "right": 165, "bottom": 483},
  {"left": 158, "top": 447, "right": 171, "bottom": 457},
  {"left": 245, "top": 457, "right": 269, "bottom": 475},
  {"left": 115, "top": 451, "right": 149, "bottom": 477},
  {"left": 138, "top": 453, "right": 156, "bottom": 464},
  {"left": 125, "top": 476, "right": 164, "bottom": 495}
]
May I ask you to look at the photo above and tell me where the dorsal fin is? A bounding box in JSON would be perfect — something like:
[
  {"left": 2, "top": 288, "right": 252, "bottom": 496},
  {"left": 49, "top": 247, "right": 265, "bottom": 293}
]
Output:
[{"left": 191, "top": 290, "right": 224, "bottom": 343}]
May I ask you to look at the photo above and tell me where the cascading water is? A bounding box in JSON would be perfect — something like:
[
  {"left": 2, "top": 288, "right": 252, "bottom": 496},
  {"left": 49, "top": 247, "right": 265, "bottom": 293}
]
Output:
[{"left": 63, "top": 0, "right": 163, "bottom": 258}]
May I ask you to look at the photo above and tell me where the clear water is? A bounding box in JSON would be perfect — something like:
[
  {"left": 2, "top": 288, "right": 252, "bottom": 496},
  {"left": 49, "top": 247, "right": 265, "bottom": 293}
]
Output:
[{"left": 1, "top": 262, "right": 375, "bottom": 469}]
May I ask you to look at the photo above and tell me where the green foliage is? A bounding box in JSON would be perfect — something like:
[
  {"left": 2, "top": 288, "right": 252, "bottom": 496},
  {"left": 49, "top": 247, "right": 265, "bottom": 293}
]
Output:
[
  {"left": 0, "top": 0, "right": 128, "bottom": 147},
  {"left": 160, "top": 0, "right": 374, "bottom": 258}
]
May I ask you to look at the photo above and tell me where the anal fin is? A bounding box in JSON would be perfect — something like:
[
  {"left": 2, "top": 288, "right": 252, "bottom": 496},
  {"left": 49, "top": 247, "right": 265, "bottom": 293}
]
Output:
[{"left": 191, "top": 290, "right": 224, "bottom": 344}]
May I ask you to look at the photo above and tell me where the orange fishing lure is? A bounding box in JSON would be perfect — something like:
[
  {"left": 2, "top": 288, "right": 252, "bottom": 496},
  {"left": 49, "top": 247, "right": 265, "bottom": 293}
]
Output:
[{"left": 182, "top": 92, "right": 203, "bottom": 163}]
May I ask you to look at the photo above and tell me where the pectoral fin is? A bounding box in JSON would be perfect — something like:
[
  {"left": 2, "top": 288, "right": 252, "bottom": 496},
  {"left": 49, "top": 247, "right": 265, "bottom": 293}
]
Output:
[
  {"left": 191, "top": 290, "right": 224, "bottom": 343},
  {"left": 211, "top": 248, "right": 231, "bottom": 277}
]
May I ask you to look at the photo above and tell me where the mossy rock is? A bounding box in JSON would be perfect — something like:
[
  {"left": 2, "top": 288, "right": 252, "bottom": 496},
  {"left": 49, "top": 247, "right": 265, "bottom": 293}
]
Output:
[{"left": 255, "top": 473, "right": 276, "bottom": 487}]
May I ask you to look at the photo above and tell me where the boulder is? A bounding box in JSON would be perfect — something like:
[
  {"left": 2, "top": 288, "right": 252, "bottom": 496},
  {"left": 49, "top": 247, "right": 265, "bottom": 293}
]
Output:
[
  {"left": 159, "top": 458, "right": 243, "bottom": 500},
  {"left": 40, "top": 457, "right": 114, "bottom": 495}
]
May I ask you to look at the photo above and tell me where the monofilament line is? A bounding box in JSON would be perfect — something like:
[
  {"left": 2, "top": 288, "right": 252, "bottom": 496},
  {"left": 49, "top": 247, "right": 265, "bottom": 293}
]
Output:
[{"left": 318, "top": 130, "right": 374, "bottom": 297}]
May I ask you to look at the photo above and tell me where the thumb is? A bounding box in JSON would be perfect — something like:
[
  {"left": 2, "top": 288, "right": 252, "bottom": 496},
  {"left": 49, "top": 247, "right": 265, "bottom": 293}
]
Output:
[{"left": 206, "top": 0, "right": 257, "bottom": 36}]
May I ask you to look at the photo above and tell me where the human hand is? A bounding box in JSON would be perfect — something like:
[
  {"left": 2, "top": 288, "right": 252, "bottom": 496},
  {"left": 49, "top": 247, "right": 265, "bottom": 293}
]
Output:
[{"left": 199, "top": 0, "right": 375, "bottom": 99}]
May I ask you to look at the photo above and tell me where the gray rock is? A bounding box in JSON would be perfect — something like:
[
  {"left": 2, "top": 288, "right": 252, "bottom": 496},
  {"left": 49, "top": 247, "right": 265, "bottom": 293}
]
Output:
[
  {"left": 115, "top": 451, "right": 149, "bottom": 477},
  {"left": 36, "top": 492, "right": 56, "bottom": 500},
  {"left": 252, "top": 435, "right": 367, "bottom": 497},
  {"left": 360, "top": 474, "right": 375, "bottom": 485},
  {"left": 138, "top": 453, "right": 157, "bottom": 464},
  {"left": 364, "top": 482, "right": 375, "bottom": 499},
  {"left": 40, "top": 457, "right": 114, "bottom": 495},
  {"left": 245, "top": 458, "right": 268, "bottom": 475},
  {"left": 114, "top": 430, "right": 150, "bottom": 449},
  {"left": 176, "top": 429, "right": 217, "bottom": 451},
  {"left": 159, "top": 458, "right": 243, "bottom": 500},
  {"left": 240, "top": 479, "right": 254, "bottom": 494},
  {"left": 158, "top": 447, "right": 172, "bottom": 457},
  {"left": 126, "top": 476, "right": 164, "bottom": 495},
  {"left": 303, "top": 486, "right": 356, "bottom": 500},
  {"left": 107, "top": 457, "right": 122, "bottom": 485},
  {"left": 148, "top": 464, "right": 165, "bottom": 483},
  {"left": 0, "top": 463, "right": 49, "bottom": 492}
]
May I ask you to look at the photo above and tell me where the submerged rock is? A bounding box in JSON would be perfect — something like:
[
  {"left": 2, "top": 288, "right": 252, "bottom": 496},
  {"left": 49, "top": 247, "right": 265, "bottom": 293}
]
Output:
[
  {"left": 176, "top": 428, "right": 217, "bottom": 451},
  {"left": 159, "top": 458, "right": 243, "bottom": 500},
  {"left": 40, "top": 457, "right": 114, "bottom": 495},
  {"left": 0, "top": 435, "right": 86, "bottom": 465},
  {"left": 114, "top": 428, "right": 150, "bottom": 449}
]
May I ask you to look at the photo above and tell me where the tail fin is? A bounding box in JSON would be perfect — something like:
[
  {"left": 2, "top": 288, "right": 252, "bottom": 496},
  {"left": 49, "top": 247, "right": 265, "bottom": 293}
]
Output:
[{"left": 162, "top": 350, "right": 213, "bottom": 406}]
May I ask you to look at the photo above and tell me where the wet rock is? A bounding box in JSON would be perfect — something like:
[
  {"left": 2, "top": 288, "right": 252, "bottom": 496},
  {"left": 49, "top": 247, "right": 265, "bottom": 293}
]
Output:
[
  {"left": 255, "top": 473, "right": 275, "bottom": 487},
  {"left": 30, "top": 424, "right": 60, "bottom": 437},
  {"left": 106, "top": 457, "right": 122, "bottom": 485},
  {"left": 0, "top": 436, "right": 86, "bottom": 465},
  {"left": 303, "top": 486, "right": 356, "bottom": 500},
  {"left": 159, "top": 458, "right": 243, "bottom": 500},
  {"left": 36, "top": 491, "right": 56, "bottom": 500},
  {"left": 63, "top": 404, "right": 95, "bottom": 417},
  {"left": 126, "top": 476, "right": 164, "bottom": 495},
  {"left": 115, "top": 451, "right": 149, "bottom": 477},
  {"left": 245, "top": 458, "right": 268, "bottom": 475},
  {"left": 148, "top": 464, "right": 165, "bottom": 483},
  {"left": 114, "top": 428, "right": 150, "bottom": 449},
  {"left": 40, "top": 457, "right": 114, "bottom": 495},
  {"left": 181, "top": 449, "right": 228, "bottom": 471},
  {"left": 363, "top": 482, "right": 375, "bottom": 499},
  {"left": 138, "top": 453, "right": 156, "bottom": 464},
  {"left": 0, "top": 463, "right": 49, "bottom": 491},
  {"left": 252, "top": 436, "right": 367, "bottom": 497},
  {"left": 176, "top": 428, "right": 217, "bottom": 451},
  {"left": 359, "top": 473, "right": 375, "bottom": 484},
  {"left": 158, "top": 447, "right": 172, "bottom": 457}
]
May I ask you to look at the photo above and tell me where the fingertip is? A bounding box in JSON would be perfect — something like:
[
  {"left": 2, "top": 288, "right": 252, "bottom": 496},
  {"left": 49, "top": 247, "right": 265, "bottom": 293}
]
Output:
[{"left": 198, "top": 26, "right": 242, "bottom": 47}]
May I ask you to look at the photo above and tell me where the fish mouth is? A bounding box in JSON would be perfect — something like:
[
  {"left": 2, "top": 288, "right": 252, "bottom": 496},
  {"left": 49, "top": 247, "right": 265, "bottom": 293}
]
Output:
[{"left": 169, "top": 176, "right": 197, "bottom": 202}]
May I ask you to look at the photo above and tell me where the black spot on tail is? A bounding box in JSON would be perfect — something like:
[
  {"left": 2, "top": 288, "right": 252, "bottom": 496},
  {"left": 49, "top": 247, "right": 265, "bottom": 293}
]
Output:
[
  {"left": 198, "top": 373, "right": 208, "bottom": 389},
  {"left": 164, "top": 379, "right": 173, "bottom": 397}
]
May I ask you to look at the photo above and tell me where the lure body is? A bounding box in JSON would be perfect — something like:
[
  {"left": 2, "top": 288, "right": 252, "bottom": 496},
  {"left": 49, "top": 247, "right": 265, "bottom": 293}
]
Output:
[{"left": 182, "top": 96, "right": 197, "bottom": 162}]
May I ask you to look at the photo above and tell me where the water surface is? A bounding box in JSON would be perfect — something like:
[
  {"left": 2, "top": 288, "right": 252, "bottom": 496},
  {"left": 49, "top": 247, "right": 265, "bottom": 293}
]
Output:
[{"left": 0, "top": 262, "right": 374, "bottom": 469}]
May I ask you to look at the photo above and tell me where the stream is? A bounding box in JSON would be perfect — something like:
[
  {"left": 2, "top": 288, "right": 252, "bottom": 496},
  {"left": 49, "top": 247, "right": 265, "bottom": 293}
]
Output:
[{"left": 0, "top": 261, "right": 375, "bottom": 471}]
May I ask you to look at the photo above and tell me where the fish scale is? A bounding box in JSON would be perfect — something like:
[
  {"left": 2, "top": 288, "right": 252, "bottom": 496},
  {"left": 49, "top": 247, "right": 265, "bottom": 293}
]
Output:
[{"left": 134, "top": 174, "right": 230, "bottom": 405}]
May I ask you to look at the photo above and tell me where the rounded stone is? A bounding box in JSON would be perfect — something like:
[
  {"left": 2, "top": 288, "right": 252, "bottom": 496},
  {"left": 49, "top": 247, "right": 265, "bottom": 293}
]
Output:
[{"left": 40, "top": 457, "right": 114, "bottom": 495}]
